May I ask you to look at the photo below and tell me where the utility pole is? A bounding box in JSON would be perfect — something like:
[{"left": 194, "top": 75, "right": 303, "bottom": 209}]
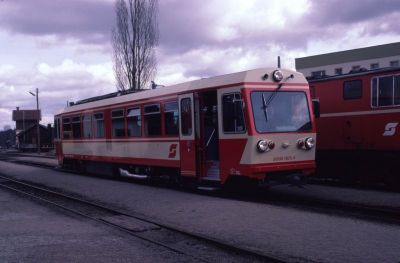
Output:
[{"left": 29, "top": 88, "right": 40, "bottom": 154}]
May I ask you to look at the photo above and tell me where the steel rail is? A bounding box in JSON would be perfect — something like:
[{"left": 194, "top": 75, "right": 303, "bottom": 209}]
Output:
[{"left": 0, "top": 174, "right": 284, "bottom": 263}]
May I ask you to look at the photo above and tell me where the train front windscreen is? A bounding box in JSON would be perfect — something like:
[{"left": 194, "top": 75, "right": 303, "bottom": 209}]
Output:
[{"left": 251, "top": 91, "right": 311, "bottom": 133}]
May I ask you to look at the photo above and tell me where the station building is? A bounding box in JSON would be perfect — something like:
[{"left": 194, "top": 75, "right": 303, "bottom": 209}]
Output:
[
  {"left": 295, "top": 42, "right": 400, "bottom": 78},
  {"left": 12, "top": 107, "right": 54, "bottom": 151}
]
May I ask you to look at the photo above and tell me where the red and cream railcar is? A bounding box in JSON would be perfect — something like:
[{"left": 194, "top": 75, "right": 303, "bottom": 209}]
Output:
[
  {"left": 54, "top": 68, "right": 317, "bottom": 186},
  {"left": 309, "top": 67, "right": 400, "bottom": 185}
]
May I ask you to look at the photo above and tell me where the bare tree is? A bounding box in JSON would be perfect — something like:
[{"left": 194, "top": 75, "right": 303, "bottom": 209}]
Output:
[{"left": 112, "top": 0, "right": 158, "bottom": 91}]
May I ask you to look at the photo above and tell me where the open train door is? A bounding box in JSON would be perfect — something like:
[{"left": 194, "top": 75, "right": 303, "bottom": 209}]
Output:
[{"left": 179, "top": 93, "right": 197, "bottom": 178}]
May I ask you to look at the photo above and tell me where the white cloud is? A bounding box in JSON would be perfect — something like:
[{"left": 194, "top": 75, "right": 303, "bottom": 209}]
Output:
[{"left": 0, "top": 59, "right": 116, "bottom": 129}]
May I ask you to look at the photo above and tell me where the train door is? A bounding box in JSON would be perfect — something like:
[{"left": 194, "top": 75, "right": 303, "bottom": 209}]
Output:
[
  {"left": 197, "top": 90, "right": 220, "bottom": 180},
  {"left": 179, "top": 94, "right": 197, "bottom": 177}
]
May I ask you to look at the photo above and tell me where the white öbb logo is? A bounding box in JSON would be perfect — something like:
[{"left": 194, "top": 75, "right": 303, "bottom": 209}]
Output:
[{"left": 383, "top": 122, "right": 399, "bottom": 136}]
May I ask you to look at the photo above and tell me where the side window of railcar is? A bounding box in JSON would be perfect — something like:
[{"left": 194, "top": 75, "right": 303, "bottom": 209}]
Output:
[
  {"left": 72, "top": 116, "right": 82, "bottom": 139},
  {"left": 54, "top": 118, "right": 60, "bottom": 139},
  {"left": 222, "top": 93, "right": 246, "bottom": 133},
  {"left": 112, "top": 109, "right": 125, "bottom": 137},
  {"left": 62, "top": 117, "right": 71, "bottom": 139},
  {"left": 372, "top": 75, "right": 400, "bottom": 107},
  {"left": 164, "top": 101, "right": 179, "bottom": 136},
  {"left": 56, "top": 119, "right": 61, "bottom": 139},
  {"left": 127, "top": 107, "right": 141, "bottom": 137},
  {"left": 82, "top": 113, "right": 92, "bottom": 139},
  {"left": 93, "top": 113, "right": 104, "bottom": 138},
  {"left": 144, "top": 104, "right": 161, "bottom": 136},
  {"left": 343, "top": 80, "right": 362, "bottom": 100},
  {"left": 181, "top": 98, "right": 192, "bottom": 136}
]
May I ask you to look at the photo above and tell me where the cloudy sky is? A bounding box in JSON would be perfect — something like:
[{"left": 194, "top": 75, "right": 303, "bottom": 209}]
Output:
[{"left": 0, "top": 0, "right": 399, "bottom": 129}]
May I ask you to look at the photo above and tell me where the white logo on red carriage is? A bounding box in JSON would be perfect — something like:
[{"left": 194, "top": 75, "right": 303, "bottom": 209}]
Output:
[
  {"left": 382, "top": 122, "right": 398, "bottom": 136},
  {"left": 168, "top": 144, "right": 178, "bottom": 158}
]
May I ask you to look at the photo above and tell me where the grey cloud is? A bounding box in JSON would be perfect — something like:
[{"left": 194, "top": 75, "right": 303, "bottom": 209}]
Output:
[
  {"left": 308, "top": 0, "right": 400, "bottom": 26},
  {"left": 0, "top": 0, "right": 115, "bottom": 45}
]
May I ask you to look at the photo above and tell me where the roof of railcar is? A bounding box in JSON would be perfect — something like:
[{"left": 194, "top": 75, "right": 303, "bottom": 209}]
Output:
[
  {"left": 58, "top": 67, "right": 307, "bottom": 115},
  {"left": 307, "top": 66, "right": 400, "bottom": 83}
]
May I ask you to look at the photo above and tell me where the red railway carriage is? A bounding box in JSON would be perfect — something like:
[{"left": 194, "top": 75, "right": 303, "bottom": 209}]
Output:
[
  {"left": 54, "top": 68, "right": 317, "bottom": 186},
  {"left": 309, "top": 67, "right": 400, "bottom": 185}
]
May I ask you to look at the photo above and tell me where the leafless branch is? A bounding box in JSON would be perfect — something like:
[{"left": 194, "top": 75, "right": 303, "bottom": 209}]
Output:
[{"left": 112, "top": 0, "right": 158, "bottom": 91}]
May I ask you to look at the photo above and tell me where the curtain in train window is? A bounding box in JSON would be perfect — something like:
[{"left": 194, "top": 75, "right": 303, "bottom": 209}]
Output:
[
  {"left": 164, "top": 101, "right": 179, "bottom": 136},
  {"left": 180, "top": 98, "right": 192, "bottom": 136},
  {"left": 82, "top": 114, "right": 92, "bottom": 139},
  {"left": 62, "top": 117, "right": 71, "bottom": 139},
  {"left": 127, "top": 107, "right": 141, "bottom": 137},
  {"left": 71, "top": 116, "right": 81, "bottom": 139},
  {"left": 144, "top": 104, "right": 161, "bottom": 136},
  {"left": 93, "top": 113, "right": 104, "bottom": 138},
  {"left": 112, "top": 109, "right": 125, "bottom": 137}
]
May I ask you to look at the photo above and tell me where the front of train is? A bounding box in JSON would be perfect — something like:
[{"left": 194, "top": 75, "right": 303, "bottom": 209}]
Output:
[{"left": 220, "top": 68, "right": 317, "bottom": 186}]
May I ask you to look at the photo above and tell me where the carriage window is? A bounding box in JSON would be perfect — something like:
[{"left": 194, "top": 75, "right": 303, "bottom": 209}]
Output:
[
  {"left": 57, "top": 119, "right": 61, "bottom": 139},
  {"left": 54, "top": 118, "right": 60, "bottom": 139},
  {"left": 144, "top": 104, "right": 161, "bottom": 136},
  {"left": 372, "top": 75, "right": 400, "bottom": 107},
  {"left": 112, "top": 109, "right": 125, "bottom": 137},
  {"left": 343, "top": 80, "right": 362, "bottom": 100},
  {"left": 62, "top": 117, "right": 71, "bottom": 139},
  {"left": 180, "top": 98, "right": 192, "bottom": 136},
  {"left": 93, "top": 113, "right": 104, "bottom": 138},
  {"left": 82, "top": 114, "right": 92, "bottom": 139},
  {"left": 222, "top": 93, "right": 246, "bottom": 133},
  {"left": 71, "top": 116, "right": 81, "bottom": 139},
  {"left": 251, "top": 91, "right": 311, "bottom": 133},
  {"left": 164, "top": 101, "right": 179, "bottom": 136},
  {"left": 127, "top": 107, "right": 141, "bottom": 137}
]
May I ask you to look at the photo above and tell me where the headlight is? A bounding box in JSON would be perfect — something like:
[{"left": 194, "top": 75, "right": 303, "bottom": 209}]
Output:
[
  {"left": 257, "top": 140, "right": 268, "bottom": 152},
  {"left": 297, "top": 137, "right": 315, "bottom": 150},
  {"left": 257, "top": 140, "right": 275, "bottom": 152},
  {"left": 272, "top": 70, "right": 283, "bottom": 82},
  {"left": 305, "top": 137, "right": 315, "bottom": 149}
]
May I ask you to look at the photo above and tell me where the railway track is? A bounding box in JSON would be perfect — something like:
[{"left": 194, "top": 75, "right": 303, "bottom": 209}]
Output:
[
  {"left": 1, "top": 155, "right": 400, "bottom": 226},
  {"left": 0, "top": 174, "right": 283, "bottom": 263}
]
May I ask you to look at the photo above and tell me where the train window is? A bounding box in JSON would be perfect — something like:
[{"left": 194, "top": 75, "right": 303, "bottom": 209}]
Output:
[
  {"left": 222, "top": 93, "right": 246, "bottom": 133},
  {"left": 164, "top": 101, "right": 179, "bottom": 136},
  {"left": 180, "top": 98, "right": 192, "bottom": 136},
  {"left": 343, "top": 80, "right": 362, "bottom": 100},
  {"left": 93, "top": 113, "right": 104, "bottom": 138},
  {"left": 57, "top": 119, "right": 61, "bottom": 139},
  {"left": 54, "top": 118, "right": 59, "bottom": 139},
  {"left": 62, "top": 117, "right": 71, "bottom": 139},
  {"left": 395, "top": 76, "right": 400, "bottom": 105},
  {"left": 371, "top": 75, "right": 400, "bottom": 107},
  {"left": 71, "top": 116, "right": 81, "bottom": 139},
  {"left": 112, "top": 109, "right": 125, "bottom": 137},
  {"left": 127, "top": 107, "right": 141, "bottom": 137},
  {"left": 144, "top": 104, "right": 161, "bottom": 136},
  {"left": 82, "top": 114, "right": 92, "bottom": 139},
  {"left": 251, "top": 91, "right": 311, "bottom": 133}
]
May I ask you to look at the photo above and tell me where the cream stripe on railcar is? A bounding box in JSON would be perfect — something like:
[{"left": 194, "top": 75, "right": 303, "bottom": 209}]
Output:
[{"left": 63, "top": 141, "right": 180, "bottom": 160}]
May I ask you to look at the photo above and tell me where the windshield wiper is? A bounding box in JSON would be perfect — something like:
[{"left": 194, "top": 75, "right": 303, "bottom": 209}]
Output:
[
  {"left": 262, "top": 93, "right": 268, "bottom": 121},
  {"left": 262, "top": 74, "right": 294, "bottom": 121}
]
